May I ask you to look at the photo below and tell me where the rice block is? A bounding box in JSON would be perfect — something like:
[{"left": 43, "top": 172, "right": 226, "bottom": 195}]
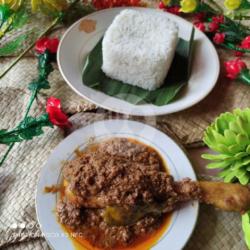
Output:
[{"left": 102, "top": 9, "right": 179, "bottom": 91}]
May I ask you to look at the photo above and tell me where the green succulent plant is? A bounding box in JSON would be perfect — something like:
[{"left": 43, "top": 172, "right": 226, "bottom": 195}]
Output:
[{"left": 202, "top": 108, "right": 250, "bottom": 185}]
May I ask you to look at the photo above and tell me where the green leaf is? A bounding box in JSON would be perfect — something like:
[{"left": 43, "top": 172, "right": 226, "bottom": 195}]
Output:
[
  {"left": 10, "top": 7, "right": 28, "bottom": 30},
  {"left": 0, "top": 13, "right": 14, "bottom": 38},
  {"left": 0, "top": 4, "right": 12, "bottom": 25},
  {"left": 0, "top": 129, "right": 7, "bottom": 135},
  {"left": 0, "top": 5, "right": 29, "bottom": 40},
  {"left": 207, "top": 161, "right": 232, "bottom": 169},
  {"left": 211, "top": 129, "right": 227, "bottom": 145},
  {"left": 242, "top": 156, "right": 250, "bottom": 166},
  {"left": 215, "top": 117, "right": 229, "bottom": 134},
  {"left": 240, "top": 0, "right": 250, "bottom": 9},
  {"left": 229, "top": 120, "right": 242, "bottom": 134},
  {"left": 0, "top": 33, "right": 27, "bottom": 56},
  {"left": 219, "top": 17, "right": 247, "bottom": 42},
  {"left": 217, "top": 143, "right": 232, "bottom": 154},
  {"left": 224, "top": 129, "right": 237, "bottom": 145},
  {"left": 236, "top": 168, "right": 247, "bottom": 178},
  {"left": 224, "top": 171, "right": 237, "bottom": 183},
  {"left": 218, "top": 168, "right": 233, "bottom": 178},
  {"left": 82, "top": 28, "right": 195, "bottom": 106},
  {"left": 235, "top": 152, "right": 249, "bottom": 159},
  {"left": 201, "top": 153, "right": 230, "bottom": 161},
  {"left": 239, "top": 173, "right": 250, "bottom": 185},
  {"left": 236, "top": 134, "right": 250, "bottom": 148},
  {"left": 237, "top": 116, "right": 249, "bottom": 136},
  {"left": 228, "top": 143, "right": 244, "bottom": 154},
  {"left": 0, "top": 114, "right": 53, "bottom": 145},
  {"left": 231, "top": 160, "right": 243, "bottom": 170},
  {"left": 242, "top": 212, "right": 250, "bottom": 250}
]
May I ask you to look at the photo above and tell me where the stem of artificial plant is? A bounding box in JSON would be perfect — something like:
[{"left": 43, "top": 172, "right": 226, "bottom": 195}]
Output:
[
  {"left": 23, "top": 89, "right": 38, "bottom": 120},
  {"left": 0, "top": 143, "right": 14, "bottom": 166},
  {"left": 221, "top": 43, "right": 250, "bottom": 53},
  {"left": 0, "top": 88, "right": 38, "bottom": 166}
]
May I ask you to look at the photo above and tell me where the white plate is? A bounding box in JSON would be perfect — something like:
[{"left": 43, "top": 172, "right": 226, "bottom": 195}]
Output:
[
  {"left": 58, "top": 7, "right": 219, "bottom": 116},
  {"left": 36, "top": 120, "right": 198, "bottom": 250}
]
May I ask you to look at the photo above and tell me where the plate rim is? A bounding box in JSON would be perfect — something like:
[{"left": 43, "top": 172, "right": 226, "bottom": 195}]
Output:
[
  {"left": 57, "top": 7, "right": 220, "bottom": 116},
  {"left": 35, "top": 119, "right": 199, "bottom": 250}
]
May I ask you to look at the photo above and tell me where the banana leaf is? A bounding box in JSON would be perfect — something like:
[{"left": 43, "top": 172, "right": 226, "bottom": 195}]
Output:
[{"left": 82, "top": 28, "right": 195, "bottom": 106}]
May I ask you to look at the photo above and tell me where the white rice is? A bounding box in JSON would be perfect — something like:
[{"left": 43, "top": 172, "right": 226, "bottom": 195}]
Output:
[{"left": 102, "top": 9, "right": 179, "bottom": 91}]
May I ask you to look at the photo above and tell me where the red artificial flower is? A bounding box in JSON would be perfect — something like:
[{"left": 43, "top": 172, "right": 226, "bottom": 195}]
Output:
[
  {"left": 234, "top": 36, "right": 250, "bottom": 57},
  {"left": 194, "top": 22, "right": 206, "bottom": 32},
  {"left": 35, "top": 37, "right": 59, "bottom": 54},
  {"left": 165, "top": 6, "right": 180, "bottom": 15},
  {"left": 194, "top": 12, "right": 206, "bottom": 22},
  {"left": 92, "top": 0, "right": 140, "bottom": 9},
  {"left": 212, "top": 15, "right": 224, "bottom": 24},
  {"left": 224, "top": 58, "right": 247, "bottom": 80},
  {"left": 46, "top": 97, "right": 72, "bottom": 129},
  {"left": 209, "top": 21, "right": 219, "bottom": 32},
  {"left": 213, "top": 33, "right": 225, "bottom": 44},
  {"left": 241, "top": 36, "right": 250, "bottom": 49},
  {"left": 158, "top": 1, "right": 165, "bottom": 9}
]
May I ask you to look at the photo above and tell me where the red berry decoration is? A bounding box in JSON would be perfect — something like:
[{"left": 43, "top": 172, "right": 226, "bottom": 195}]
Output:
[
  {"left": 213, "top": 33, "right": 225, "bottom": 44},
  {"left": 158, "top": 1, "right": 165, "bottom": 9},
  {"left": 195, "top": 22, "right": 206, "bottom": 32},
  {"left": 224, "top": 59, "right": 247, "bottom": 80},
  {"left": 209, "top": 21, "right": 219, "bottom": 32},
  {"left": 212, "top": 15, "right": 224, "bottom": 24}
]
